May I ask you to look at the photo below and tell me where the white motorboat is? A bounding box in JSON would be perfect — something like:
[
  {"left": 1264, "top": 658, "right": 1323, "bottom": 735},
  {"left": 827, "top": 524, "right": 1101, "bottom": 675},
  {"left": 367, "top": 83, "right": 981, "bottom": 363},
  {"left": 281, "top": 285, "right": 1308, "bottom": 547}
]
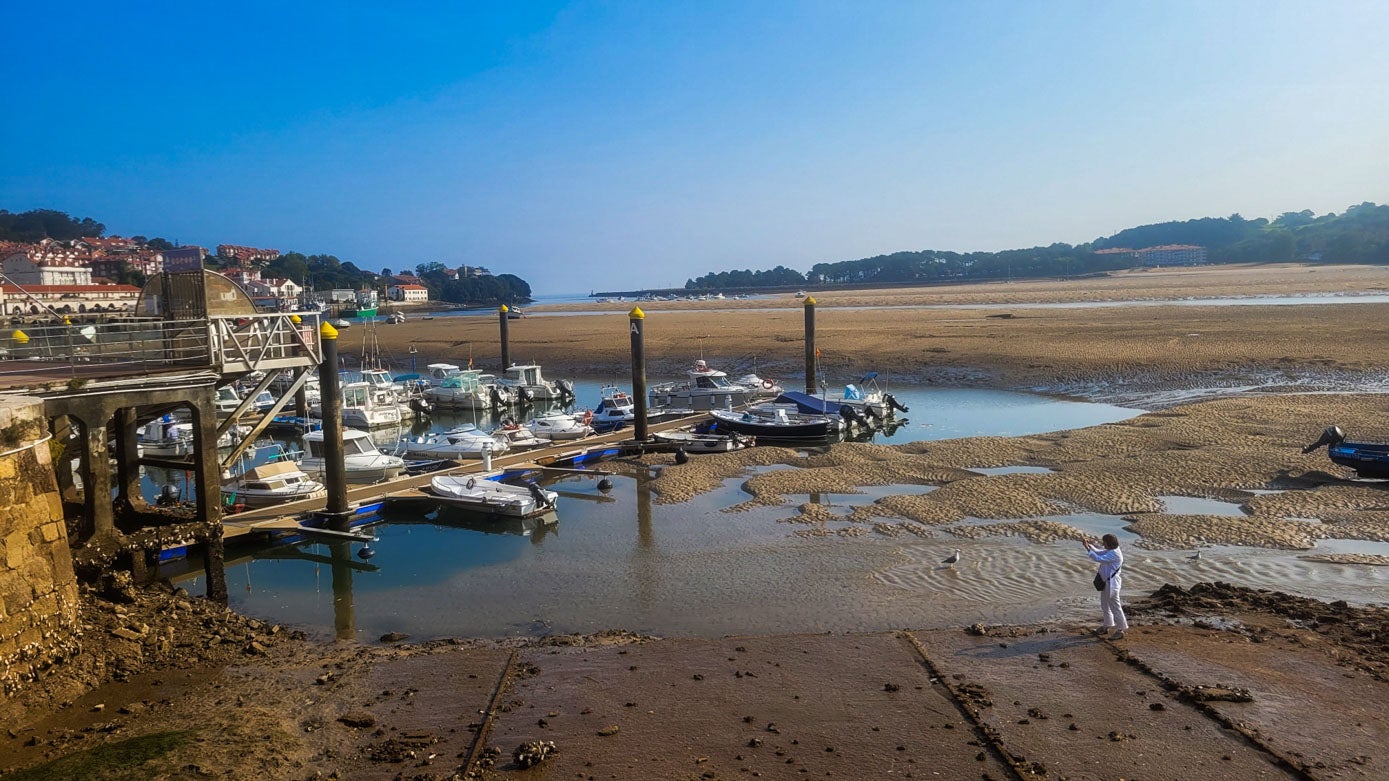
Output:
[
  {"left": 500, "top": 364, "right": 574, "bottom": 403},
  {"left": 652, "top": 430, "right": 753, "bottom": 453},
  {"left": 424, "top": 363, "right": 462, "bottom": 383},
  {"left": 492, "top": 420, "right": 545, "bottom": 450},
  {"left": 649, "top": 359, "right": 752, "bottom": 412},
  {"left": 312, "top": 381, "right": 405, "bottom": 429},
  {"left": 428, "top": 474, "right": 558, "bottom": 518},
  {"left": 399, "top": 424, "right": 511, "bottom": 460},
  {"left": 589, "top": 386, "right": 636, "bottom": 432},
  {"left": 817, "top": 372, "right": 907, "bottom": 421},
  {"left": 331, "top": 318, "right": 351, "bottom": 329},
  {"left": 734, "top": 373, "right": 784, "bottom": 399},
  {"left": 526, "top": 413, "right": 594, "bottom": 441},
  {"left": 214, "top": 385, "right": 243, "bottom": 416},
  {"left": 425, "top": 369, "right": 513, "bottom": 410},
  {"left": 221, "top": 460, "right": 327, "bottom": 511},
  {"left": 138, "top": 415, "right": 192, "bottom": 457},
  {"left": 300, "top": 429, "right": 406, "bottom": 484},
  {"left": 387, "top": 312, "right": 406, "bottom": 324}
]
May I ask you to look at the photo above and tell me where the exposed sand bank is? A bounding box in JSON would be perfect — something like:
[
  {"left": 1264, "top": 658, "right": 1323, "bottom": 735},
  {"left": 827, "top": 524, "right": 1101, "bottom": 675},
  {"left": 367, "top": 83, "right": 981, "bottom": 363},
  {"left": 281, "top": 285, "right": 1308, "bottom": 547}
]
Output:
[{"left": 364, "top": 264, "right": 1389, "bottom": 406}]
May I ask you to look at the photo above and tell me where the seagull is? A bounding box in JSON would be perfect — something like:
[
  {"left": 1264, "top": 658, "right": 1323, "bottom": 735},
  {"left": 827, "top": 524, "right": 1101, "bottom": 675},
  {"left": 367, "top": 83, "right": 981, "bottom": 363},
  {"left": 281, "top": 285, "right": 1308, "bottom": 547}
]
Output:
[{"left": 942, "top": 549, "right": 962, "bottom": 567}]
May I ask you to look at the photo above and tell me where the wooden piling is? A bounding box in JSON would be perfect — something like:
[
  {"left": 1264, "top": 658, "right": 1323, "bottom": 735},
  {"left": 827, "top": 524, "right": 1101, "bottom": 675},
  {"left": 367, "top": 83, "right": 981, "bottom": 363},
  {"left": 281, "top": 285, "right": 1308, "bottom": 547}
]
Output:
[
  {"left": 499, "top": 305, "right": 511, "bottom": 369},
  {"left": 319, "top": 321, "right": 350, "bottom": 529},
  {"left": 803, "top": 296, "right": 817, "bottom": 394},
  {"left": 630, "top": 306, "right": 648, "bottom": 441}
]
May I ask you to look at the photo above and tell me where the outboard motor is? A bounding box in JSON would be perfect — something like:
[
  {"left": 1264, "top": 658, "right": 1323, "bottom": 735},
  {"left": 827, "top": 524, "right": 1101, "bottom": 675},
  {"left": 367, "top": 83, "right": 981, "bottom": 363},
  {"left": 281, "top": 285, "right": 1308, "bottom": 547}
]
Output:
[
  {"left": 863, "top": 405, "right": 883, "bottom": 424},
  {"left": 527, "top": 481, "right": 555, "bottom": 509},
  {"left": 557, "top": 379, "right": 575, "bottom": 400},
  {"left": 157, "top": 484, "right": 181, "bottom": 506},
  {"left": 839, "top": 405, "right": 865, "bottom": 428},
  {"left": 409, "top": 397, "right": 431, "bottom": 415},
  {"left": 518, "top": 387, "right": 535, "bottom": 405},
  {"left": 1302, "top": 425, "right": 1346, "bottom": 454},
  {"left": 885, "top": 393, "right": 909, "bottom": 414},
  {"left": 674, "top": 448, "right": 689, "bottom": 465},
  {"left": 490, "top": 386, "right": 507, "bottom": 410}
]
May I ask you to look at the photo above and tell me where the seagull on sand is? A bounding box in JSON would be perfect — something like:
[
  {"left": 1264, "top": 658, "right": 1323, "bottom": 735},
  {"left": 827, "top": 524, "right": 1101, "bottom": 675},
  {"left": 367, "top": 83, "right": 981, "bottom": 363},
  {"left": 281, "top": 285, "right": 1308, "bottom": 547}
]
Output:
[{"left": 942, "top": 549, "right": 962, "bottom": 568}]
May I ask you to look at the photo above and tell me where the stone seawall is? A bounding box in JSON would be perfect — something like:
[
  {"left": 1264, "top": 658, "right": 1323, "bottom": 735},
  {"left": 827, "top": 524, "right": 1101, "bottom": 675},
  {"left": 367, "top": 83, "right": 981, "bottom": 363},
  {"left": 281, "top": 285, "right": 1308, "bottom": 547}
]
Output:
[{"left": 0, "top": 395, "right": 78, "bottom": 696}]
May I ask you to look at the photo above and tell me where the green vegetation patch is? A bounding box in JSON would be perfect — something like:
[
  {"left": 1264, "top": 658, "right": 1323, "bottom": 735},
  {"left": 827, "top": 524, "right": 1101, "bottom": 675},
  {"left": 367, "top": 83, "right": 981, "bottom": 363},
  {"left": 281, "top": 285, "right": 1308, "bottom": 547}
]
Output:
[{"left": 5, "top": 730, "right": 195, "bottom": 781}]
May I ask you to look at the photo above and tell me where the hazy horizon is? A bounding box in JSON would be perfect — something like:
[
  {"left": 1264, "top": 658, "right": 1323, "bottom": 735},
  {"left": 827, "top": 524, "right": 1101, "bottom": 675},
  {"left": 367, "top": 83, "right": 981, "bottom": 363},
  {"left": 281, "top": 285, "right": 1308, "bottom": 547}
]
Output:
[{"left": 3, "top": 1, "right": 1386, "bottom": 295}]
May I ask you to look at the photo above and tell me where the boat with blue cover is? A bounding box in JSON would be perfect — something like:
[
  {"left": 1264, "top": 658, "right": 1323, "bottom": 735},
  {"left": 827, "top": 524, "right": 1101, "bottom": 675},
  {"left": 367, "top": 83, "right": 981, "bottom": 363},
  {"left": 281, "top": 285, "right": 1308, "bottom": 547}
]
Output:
[{"left": 1303, "top": 426, "right": 1389, "bottom": 478}]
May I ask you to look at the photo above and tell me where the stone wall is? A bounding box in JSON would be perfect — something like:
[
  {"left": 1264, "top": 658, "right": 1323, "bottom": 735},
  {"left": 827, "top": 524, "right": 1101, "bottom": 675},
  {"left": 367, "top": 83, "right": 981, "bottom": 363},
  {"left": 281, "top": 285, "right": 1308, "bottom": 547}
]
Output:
[{"left": 0, "top": 395, "right": 79, "bottom": 695}]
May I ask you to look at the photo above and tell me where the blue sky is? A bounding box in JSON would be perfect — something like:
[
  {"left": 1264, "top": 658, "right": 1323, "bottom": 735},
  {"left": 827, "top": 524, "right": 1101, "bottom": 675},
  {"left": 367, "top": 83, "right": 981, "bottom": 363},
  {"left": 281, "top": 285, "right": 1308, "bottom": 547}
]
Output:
[{"left": 3, "top": 1, "right": 1386, "bottom": 294}]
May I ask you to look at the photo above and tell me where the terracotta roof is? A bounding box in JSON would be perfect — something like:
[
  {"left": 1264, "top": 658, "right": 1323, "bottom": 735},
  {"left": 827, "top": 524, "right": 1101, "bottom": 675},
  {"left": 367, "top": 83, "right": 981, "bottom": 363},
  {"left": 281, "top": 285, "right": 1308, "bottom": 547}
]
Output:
[{"left": 1, "top": 283, "right": 141, "bottom": 293}]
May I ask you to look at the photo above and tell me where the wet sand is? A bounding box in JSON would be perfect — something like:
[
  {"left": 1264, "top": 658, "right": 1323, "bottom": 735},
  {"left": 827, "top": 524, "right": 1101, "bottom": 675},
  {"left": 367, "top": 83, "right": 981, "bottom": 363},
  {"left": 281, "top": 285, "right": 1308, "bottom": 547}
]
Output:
[
  {"left": 6, "top": 263, "right": 1389, "bottom": 778},
  {"left": 365, "top": 263, "right": 1389, "bottom": 404}
]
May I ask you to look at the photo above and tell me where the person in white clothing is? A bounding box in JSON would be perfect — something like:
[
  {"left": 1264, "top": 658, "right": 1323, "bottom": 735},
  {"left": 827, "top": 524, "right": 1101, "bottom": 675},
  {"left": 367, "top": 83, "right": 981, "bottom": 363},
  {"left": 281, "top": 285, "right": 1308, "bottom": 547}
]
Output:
[{"left": 1084, "top": 533, "right": 1128, "bottom": 640}]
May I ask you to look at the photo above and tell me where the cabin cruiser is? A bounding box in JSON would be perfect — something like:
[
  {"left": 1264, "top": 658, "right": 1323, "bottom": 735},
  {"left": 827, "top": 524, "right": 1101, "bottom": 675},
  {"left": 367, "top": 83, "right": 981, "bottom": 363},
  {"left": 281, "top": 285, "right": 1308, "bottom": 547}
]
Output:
[
  {"left": 214, "top": 386, "right": 243, "bottom": 416},
  {"left": 399, "top": 424, "right": 512, "bottom": 460},
  {"left": 499, "top": 364, "right": 574, "bottom": 403},
  {"left": 221, "top": 460, "right": 327, "bottom": 510},
  {"left": 649, "top": 360, "right": 752, "bottom": 411},
  {"left": 310, "top": 381, "right": 405, "bottom": 429},
  {"left": 428, "top": 473, "right": 558, "bottom": 518},
  {"left": 300, "top": 429, "right": 405, "bottom": 484}
]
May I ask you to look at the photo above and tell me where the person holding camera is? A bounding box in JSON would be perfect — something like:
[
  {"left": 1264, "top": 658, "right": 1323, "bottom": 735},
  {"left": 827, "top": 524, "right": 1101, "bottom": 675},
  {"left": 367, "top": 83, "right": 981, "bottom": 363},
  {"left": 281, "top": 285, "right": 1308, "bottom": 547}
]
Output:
[{"left": 1083, "top": 533, "right": 1127, "bottom": 640}]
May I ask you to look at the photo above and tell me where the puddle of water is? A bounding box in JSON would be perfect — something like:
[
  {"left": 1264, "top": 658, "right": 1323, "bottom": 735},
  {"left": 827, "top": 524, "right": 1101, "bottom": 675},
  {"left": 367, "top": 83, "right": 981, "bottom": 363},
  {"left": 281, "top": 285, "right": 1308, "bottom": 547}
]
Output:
[
  {"left": 1156, "top": 495, "right": 1247, "bottom": 516},
  {"left": 969, "top": 466, "right": 1055, "bottom": 476}
]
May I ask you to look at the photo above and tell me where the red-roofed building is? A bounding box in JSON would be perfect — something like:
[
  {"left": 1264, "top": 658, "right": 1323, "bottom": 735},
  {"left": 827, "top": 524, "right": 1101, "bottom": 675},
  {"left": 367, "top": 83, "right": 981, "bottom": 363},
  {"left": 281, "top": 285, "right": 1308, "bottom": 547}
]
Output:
[
  {"left": 216, "top": 244, "right": 280, "bottom": 267},
  {"left": 387, "top": 284, "right": 429, "bottom": 302}
]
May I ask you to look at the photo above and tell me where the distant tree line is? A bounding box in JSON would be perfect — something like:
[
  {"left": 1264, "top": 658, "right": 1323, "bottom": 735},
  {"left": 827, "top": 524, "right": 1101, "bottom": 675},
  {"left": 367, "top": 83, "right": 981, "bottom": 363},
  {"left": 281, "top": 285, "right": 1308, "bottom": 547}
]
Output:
[
  {"left": 413, "top": 262, "right": 532, "bottom": 305},
  {"left": 0, "top": 208, "right": 107, "bottom": 242},
  {"left": 684, "top": 202, "right": 1389, "bottom": 290}
]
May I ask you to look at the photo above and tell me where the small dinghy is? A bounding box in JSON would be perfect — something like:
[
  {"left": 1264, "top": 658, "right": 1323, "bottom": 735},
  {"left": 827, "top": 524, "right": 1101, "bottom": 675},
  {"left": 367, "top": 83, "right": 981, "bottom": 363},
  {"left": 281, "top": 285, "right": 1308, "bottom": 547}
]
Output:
[
  {"left": 428, "top": 474, "right": 559, "bottom": 518},
  {"left": 652, "top": 429, "right": 753, "bottom": 453}
]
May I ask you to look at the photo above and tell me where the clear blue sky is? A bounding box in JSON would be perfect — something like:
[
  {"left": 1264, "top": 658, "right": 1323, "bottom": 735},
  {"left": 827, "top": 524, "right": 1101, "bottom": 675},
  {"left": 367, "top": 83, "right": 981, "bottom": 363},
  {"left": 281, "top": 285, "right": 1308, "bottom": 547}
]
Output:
[{"left": 3, "top": 1, "right": 1386, "bottom": 294}]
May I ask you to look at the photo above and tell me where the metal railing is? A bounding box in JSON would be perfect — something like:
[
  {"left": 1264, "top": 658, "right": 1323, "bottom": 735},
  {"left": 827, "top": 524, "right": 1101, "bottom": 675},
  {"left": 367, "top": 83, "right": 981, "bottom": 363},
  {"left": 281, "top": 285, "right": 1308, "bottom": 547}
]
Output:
[{"left": 0, "top": 312, "right": 321, "bottom": 384}]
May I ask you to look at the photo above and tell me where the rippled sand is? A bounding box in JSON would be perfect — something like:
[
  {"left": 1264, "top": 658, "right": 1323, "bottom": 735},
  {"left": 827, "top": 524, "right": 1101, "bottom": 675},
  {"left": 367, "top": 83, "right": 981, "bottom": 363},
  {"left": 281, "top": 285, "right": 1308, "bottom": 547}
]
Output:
[{"left": 646, "top": 394, "right": 1389, "bottom": 552}]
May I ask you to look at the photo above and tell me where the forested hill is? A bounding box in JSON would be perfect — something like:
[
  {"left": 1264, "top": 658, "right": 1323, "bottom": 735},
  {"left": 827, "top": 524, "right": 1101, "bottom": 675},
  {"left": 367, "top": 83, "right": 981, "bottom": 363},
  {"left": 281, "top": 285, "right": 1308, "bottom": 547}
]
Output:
[{"left": 685, "top": 202, "right": 1389, "bottom": 290}]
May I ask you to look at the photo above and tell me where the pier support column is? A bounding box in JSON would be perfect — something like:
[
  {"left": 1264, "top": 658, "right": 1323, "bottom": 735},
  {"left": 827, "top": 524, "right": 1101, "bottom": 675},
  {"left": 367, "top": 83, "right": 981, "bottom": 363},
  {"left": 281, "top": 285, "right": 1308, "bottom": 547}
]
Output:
[
  {"left": 629, "top": 306, "right": 649, "bottom": 441},
  {"left": 295, "top": 383, "right": 309, "bottom": 420},
  {"left": 803, "top": 296, "right": 818, "bottom": 395},
  {"left": 498, "top": 306, "right": 511, "bottom": 369},
  {"left": 114, "top": 406, "right": 143, "bottom": 513},
  {"left": 190, "top": 394, "right": 227, "bottom": 603},
  {"left": 319, "top": 321, "right": 350, "bottom": 531},
  {"left": 82, "top": 418, "right": 116, "bottom": 541}
]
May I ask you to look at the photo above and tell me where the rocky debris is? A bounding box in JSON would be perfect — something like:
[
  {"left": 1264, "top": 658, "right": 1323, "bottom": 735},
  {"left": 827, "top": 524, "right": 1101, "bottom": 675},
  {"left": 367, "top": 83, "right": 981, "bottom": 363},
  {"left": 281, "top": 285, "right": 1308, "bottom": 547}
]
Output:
[
  {"left": 379, "top": 632, "right": 409, "bottom": 643},
  {"left": 337, "top": 711, "right": 376, "bottom": 728},
  {"left": 1135, "top": 582, "right": 1389, "bottom": 681},
  {"left": 513, "top": 739, "right": 558, "bottom": 769},
  {"left": 596, "top": 725, "right": 620, "bottom": 736}
]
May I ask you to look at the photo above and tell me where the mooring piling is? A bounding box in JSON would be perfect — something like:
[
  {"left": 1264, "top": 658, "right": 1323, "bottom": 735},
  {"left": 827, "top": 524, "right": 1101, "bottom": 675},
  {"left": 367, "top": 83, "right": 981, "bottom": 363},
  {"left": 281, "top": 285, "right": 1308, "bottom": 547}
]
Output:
[
  {"left": 499, "top": 305, "right": 511, "bottom": 368},
  {"left": 803, "top": 295, "right": 817, "bottom": 394},
  {"left": 318, "top": 321, "right": 350, "bottom": 530},
  {"left": 630, "top": 306, "right": 649, "bottom": 441}
]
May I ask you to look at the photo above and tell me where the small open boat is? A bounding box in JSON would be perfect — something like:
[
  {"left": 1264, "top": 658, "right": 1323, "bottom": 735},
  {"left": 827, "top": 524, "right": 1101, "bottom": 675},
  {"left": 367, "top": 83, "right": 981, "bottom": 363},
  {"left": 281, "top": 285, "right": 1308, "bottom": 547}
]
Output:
[
  {"left": 652, "top": 429, "right": 753, "bottom": 453},
  {"left": 428, "top": 473, "right": 559, "bottom": 518},
  {"left": 1303, "top": 426, "right": 1389, "bottom": 478}
]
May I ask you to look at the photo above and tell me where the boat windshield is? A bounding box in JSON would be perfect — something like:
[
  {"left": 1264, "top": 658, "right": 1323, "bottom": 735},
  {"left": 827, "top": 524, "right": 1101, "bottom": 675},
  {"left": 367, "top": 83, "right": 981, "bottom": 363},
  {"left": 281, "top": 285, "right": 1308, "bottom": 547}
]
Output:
[
  {"left": 343, "top": 437, "right": 374, "bottom": 456},
  {"left": 696, "top": 375, "right": 733, "bottom": 389},
  {"left": 344, "top": 386, "right": 368, "bottom": 406}
]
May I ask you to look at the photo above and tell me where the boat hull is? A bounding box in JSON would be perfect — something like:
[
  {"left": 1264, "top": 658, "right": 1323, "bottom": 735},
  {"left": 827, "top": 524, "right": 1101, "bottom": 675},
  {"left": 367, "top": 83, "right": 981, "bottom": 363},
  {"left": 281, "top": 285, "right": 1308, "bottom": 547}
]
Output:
[{"left": 1329, "top": 442, "right": 1389, "bottom": 479}]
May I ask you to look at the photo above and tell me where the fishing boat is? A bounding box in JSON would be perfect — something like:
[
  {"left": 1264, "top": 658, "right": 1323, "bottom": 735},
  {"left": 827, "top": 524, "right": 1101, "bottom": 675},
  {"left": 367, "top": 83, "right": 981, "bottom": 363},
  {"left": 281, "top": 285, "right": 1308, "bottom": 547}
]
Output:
[
  {"left": 589, "top": 386, "right": 636, "bottom": 433},
  {"left": 427, "top": 473, "right": 558, "bottom": 518},
  {"left": 1303, "top": 426, "right": 1389, "bottom": 479},
  {"left": 300, "top": 429, "right": 406, "bottom": 484},
  {"left": 707, "top": 403, "right": 846, "bottom": 441},
  {"left": 526, "top": 412, "right": 594, "bottom": 442},
  {"left": 221, "top": 460, "right": 327, "bottom": 510},
  {"left": 648, "top": 359, "right": 752, "bottom": 412},
  {"left": 651, "top": 429, "right": 753, "bottom": 453},
  {"left": 499, "top": 364, "right": 574, "bottom": 403},
  {"left": 399, "top": 424, "right": 511, "bottom": 460}
]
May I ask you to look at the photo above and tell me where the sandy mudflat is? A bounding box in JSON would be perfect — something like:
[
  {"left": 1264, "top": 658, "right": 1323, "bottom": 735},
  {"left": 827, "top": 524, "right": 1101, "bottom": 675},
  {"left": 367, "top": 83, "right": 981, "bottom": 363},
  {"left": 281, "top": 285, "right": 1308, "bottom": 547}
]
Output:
[{"left": 365, "top": 263, "right": 1389, "bottom": 403}]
